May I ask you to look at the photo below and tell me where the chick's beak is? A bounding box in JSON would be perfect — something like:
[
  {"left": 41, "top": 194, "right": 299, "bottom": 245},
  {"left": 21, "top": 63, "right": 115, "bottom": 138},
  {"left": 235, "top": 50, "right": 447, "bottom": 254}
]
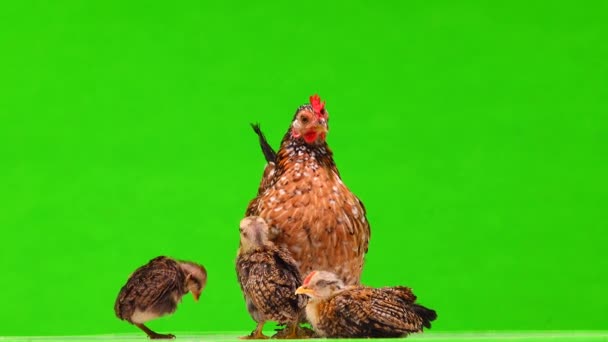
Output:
[{"left": 295, "top": 286, "right": 314, "bottom": 296}]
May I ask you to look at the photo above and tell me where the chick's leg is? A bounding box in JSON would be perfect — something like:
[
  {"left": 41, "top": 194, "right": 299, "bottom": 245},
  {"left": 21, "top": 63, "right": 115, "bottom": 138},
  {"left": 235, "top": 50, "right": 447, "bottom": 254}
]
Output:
[
  {"left": 135, "top": 323, "right": 175, "bottom": 340},
  {"left": 296, "top": 325, "right": 315, "bottom": 339},
  {"left": 273, "top": 322, "right": 299, "bottom": 339},
  {"left": 241, "top": 321, "right": 268, "bottom": 340}
]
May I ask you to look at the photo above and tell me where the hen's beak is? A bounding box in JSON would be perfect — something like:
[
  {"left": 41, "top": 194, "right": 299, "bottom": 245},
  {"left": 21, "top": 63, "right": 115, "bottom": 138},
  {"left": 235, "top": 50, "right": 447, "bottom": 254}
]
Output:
[
  {"left": 295, "top": 286, "right": 314, "bottom": 296},
  {"left": 192, "top": 292, "right": 200, "bottom": 302},
  {"left": 314, "top": 122, "right": 328, "bottom": 133}
]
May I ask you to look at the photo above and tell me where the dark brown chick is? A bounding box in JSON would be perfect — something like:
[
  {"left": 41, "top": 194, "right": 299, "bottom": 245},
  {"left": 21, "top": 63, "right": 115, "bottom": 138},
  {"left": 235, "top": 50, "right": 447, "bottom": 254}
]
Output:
[
  {"left": 247, "top": 95, "right": 370, "bottom": 286},
  {"left": 236, "top": 216, "right": 307, "bottom": 339},
  {"left": 115, "top": 256, "right": 207, "bottom": 339},
  {"left": 295, "top": 271, "right": 437, "bottom": 338}
]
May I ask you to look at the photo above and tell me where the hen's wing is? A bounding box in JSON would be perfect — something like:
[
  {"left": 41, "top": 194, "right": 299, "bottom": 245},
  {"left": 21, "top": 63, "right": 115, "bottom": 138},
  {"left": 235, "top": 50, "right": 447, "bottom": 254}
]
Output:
[{"left": 257, "top": 162, "right": 276, "bottom": 196}]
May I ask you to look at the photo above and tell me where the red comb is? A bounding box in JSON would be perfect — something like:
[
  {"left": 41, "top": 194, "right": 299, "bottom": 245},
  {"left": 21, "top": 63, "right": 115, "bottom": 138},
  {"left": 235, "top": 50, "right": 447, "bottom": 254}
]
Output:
[
  {"left": 302, "top": 271, "right": 317, "bottom": 286},
  {"left": 309, "top": 94, "right": 326, "bottom": 119}
]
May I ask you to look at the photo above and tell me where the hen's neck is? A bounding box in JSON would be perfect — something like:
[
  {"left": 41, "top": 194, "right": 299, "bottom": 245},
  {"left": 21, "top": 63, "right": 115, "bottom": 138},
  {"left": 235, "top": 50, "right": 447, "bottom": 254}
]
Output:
[{"left": 276, "top": 137, "right": 337, "bottom": 174}]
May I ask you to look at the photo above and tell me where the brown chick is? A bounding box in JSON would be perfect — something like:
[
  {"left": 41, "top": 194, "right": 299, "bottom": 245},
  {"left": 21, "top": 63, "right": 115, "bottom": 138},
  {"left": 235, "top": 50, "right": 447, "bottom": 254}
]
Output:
[
  {"left": 295, "top": 271, "right": 437, "bottom": 338},
  {"left": 236, "top": 216, "right": 307, "bottom": 339},
  {"left": 115, "top": 256, "right": 207, "bottom": 339},
  {"left": 247, "top": 95, "right": 370, "bottom": 286}
]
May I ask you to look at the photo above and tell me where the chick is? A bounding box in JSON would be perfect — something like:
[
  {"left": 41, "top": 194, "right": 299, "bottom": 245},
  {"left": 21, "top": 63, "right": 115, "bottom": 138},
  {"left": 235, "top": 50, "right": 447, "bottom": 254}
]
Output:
[
  {"left": 115, "top": 256, "right": 207, "bottom": 339},
  {"left": 236, "top": 216, "right": 307, "bottom": 339},
  {"left": 295, "top": 271, "right": 437, "bottom": 338}
]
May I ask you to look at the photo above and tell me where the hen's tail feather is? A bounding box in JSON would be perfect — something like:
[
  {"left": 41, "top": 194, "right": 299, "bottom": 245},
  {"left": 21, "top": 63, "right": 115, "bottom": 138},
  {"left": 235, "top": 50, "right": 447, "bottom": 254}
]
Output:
[
  {"left": 412, "top": 304, "right": 437, "bottom": 329},
  {"left": 251, "top": 123, "right": 276, "bottom": 163}
]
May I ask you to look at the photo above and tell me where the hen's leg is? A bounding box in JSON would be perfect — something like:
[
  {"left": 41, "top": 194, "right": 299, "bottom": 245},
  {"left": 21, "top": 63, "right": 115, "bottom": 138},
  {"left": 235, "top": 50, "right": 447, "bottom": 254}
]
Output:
[{"left": 241, "top": 321, "right": 268, "bottom": 339}]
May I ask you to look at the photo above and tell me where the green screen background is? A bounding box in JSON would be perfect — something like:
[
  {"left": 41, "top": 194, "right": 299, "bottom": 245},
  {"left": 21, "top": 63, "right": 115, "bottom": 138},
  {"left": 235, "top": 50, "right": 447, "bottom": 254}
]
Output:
[{"left": 1, "top": 0, "right": 606, "bottom": 336}]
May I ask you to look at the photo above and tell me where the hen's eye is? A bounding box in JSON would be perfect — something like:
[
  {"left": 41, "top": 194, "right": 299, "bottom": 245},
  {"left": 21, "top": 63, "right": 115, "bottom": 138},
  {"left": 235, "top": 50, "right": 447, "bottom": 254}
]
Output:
[{"left": 300, "top": 116, "right": 309, "bottom": 124}]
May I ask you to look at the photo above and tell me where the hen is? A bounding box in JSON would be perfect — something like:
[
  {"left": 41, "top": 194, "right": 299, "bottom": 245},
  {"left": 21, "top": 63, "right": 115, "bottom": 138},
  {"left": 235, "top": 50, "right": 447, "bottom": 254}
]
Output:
[
  {"left": 295, "top": 271, "right": 437, "bottom": 338},
  {"left": 236, "top": 216, "right": 307, "bottom": 339},
  {"left": 247, "top": 94, "right": 370, "bottom": 286},
  {"left": 114, "top": 256, "right": 207, "bottom": 339}
]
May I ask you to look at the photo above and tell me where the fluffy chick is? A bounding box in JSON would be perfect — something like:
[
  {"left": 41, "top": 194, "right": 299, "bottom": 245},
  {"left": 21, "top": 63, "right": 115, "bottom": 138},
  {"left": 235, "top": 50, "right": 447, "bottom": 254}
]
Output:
[
  {"left": 295, "top": 271, "right": 437, "bottom": 338},
  {"left": 115, "top": 256, "right": 207, "bottom": 339},
  {"left": 236, "top": 216, "right": 307, "bottom": 339}
]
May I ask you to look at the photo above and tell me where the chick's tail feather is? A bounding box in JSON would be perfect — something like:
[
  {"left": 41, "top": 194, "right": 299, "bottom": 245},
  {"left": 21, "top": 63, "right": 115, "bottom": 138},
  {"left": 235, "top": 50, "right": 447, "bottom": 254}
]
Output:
[{"left": 413, "top": 304, "right": 437, "bottom": 329}]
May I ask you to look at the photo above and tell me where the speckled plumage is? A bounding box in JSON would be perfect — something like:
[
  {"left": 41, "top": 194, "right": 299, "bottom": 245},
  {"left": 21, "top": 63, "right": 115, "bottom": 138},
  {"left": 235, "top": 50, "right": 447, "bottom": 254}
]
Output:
[
  {"left": 115, "top": 256, "right": 207, "bottom": 339},
  {"left": 247, "top": 95, "right": 370, "bottom": 286},
  {"left": 296, "top": 271, "right": 437, "bottom": 338},
  {"left": 236, "top": 216, "right": 307, "bottom": 339}
]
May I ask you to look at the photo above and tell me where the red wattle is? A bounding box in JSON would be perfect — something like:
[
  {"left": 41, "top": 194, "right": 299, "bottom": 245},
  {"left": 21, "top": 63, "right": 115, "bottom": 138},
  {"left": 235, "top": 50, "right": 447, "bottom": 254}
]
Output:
[{"left": 304, "top": 131, "right": 318, "bottom": 143}]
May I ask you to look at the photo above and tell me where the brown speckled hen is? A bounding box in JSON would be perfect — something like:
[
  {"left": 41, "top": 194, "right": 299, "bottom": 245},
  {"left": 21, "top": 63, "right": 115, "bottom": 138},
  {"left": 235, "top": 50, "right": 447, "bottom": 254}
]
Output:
[
  {"left": 236, "top": 216, "right": 307, "bottom": 339},
  {"left": 247, "top": 94, "right": 370, "bottom": 286},
  {"left": 115, "top": 256, "right": 207, "bottom": 339},
  {"left": 295, "top": 271, "right": 437, "bottom": 338}
]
